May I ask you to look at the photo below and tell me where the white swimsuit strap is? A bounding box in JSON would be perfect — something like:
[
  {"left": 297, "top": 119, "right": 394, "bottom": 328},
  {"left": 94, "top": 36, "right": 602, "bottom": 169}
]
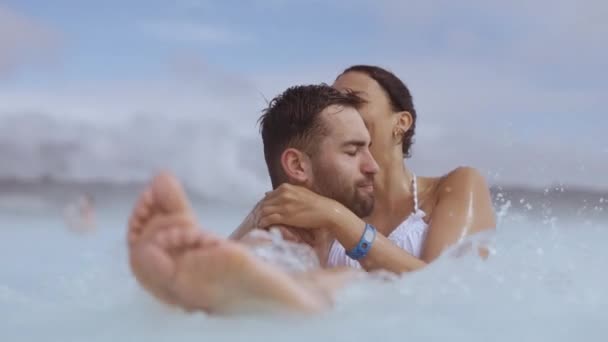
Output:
[{"left": 412, "top": 172, "right": 419, "bottom": 213}]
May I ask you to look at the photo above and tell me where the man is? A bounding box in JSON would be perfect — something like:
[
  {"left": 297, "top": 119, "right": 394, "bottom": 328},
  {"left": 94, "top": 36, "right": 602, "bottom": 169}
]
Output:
[{"left": 127, "top": 84, "right": 379, "bottom": 315}]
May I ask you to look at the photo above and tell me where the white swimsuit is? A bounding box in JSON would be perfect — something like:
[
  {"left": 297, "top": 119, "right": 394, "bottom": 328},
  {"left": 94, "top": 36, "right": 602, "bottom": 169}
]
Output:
[{"left": 326, "top": 174, "right": 429, "bottom": 268}]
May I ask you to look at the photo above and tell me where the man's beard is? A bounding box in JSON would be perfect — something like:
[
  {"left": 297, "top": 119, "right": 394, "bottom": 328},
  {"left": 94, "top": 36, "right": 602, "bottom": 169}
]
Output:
[{"left": 311, "top": 166, "right": 375, "bottom": 218}]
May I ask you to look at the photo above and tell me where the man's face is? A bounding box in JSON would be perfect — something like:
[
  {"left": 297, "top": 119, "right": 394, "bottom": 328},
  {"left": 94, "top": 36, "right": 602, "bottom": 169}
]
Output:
[{"left": 308, "top": 105, "right": 379, "bottom": 218}]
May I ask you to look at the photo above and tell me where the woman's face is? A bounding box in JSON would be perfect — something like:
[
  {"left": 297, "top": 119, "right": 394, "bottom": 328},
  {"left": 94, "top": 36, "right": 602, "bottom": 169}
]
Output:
[{"left": 333, "top": 71, "right": 397, "bottom": 163}]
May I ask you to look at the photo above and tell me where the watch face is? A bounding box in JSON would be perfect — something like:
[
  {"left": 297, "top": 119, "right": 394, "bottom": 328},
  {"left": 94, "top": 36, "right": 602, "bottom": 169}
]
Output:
[{"left": 364, "top": 229, "right": 375, "bottom": 241}]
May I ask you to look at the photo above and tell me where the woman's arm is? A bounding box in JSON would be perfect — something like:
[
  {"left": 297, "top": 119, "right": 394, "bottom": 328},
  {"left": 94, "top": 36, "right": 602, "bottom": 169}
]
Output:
[
  {"left": 256, "top": 184, "right": 426, "bottom": 273},
  {"left": 324, "top": 206, "right": 427, "bottom": 273},
  {"left": 257, "top": 168, "right": 496, "bottom": 273},
  {"left": 327, "top": 167, "right": 495, "bottom": 272},
  {"left": 228, "top": 199, "right": 263, "bottom": 240},
  {"left": 419, "top": 167, "right": 496, "bottom": 261}
]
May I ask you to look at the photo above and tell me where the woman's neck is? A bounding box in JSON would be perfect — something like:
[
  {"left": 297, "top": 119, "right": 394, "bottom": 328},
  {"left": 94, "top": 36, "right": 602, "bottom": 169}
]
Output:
[{"left": 372, "top": 155, "right": 414, "bottom": 214}]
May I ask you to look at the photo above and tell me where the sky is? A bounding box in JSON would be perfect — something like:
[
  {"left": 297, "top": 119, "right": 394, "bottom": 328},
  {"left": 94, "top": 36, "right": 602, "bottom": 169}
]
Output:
[{"left": 0, "top": 0, "right": 607, "bottom": 190}]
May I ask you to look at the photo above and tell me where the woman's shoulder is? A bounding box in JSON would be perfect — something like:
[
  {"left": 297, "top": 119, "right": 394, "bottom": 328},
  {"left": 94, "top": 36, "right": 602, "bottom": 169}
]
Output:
[
  {"left": 419, "top": 166, "right": 490, "bottom": 206},
  {"left": 441, "top": 166, "right": 488, "bottom": 187}
]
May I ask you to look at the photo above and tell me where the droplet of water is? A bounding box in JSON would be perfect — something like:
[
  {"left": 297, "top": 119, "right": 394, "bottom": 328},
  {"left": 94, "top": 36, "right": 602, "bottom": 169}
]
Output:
[{"left": 512, "top": 290, "right": 523, "bottom": 301}]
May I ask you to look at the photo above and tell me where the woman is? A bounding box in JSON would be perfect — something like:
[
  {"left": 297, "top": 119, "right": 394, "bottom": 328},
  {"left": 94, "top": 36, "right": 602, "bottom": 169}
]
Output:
[{"left": 232, "top": 65, "right": 496, "bottom": 274}]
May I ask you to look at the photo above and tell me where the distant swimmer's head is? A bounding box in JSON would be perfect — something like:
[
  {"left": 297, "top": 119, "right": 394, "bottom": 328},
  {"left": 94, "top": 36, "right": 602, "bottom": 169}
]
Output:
[
  {"left": 333, "top": 65, "right": 417, "bottom": 162},
  {"left": 258, "top": 84, "right": 378, "bottom": 218},
  {"left": 80, "top": 193, "right": 94, "bottom": 206}
]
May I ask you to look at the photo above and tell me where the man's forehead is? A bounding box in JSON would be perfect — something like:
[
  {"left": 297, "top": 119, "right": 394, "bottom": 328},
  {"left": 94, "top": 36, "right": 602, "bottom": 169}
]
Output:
[
  {"left": 323, "top": 96, "right": 369, "bottom": 128},
  {"left": 319, "top": 106, "right": 369, "bottom": 139},
  {"left": 320, "top": 105, "right": 360, "bottom": 125},
  {"left": 321, "top": 104, "right": 349, "bottom": 115}
]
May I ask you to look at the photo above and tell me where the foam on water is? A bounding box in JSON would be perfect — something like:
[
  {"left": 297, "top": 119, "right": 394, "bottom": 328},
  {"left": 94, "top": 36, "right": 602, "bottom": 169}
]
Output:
[{"left": 1, "top": 200, "right": 607, "bottom": 341}]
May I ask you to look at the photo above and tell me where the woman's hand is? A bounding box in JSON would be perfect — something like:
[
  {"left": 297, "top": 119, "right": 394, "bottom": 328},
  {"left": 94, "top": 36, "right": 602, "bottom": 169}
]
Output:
[{"left": 256, "top": 183, "right": 342, "bottom": 231}]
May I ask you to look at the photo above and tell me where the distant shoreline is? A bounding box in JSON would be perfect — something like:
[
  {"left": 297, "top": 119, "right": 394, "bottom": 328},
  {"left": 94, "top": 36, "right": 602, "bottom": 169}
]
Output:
[
  {"left": 1, "top": 177, "right": 606, "bottom": 218},
  {"left": 1, "top": 177, "right": 606, "bottom": 197}
]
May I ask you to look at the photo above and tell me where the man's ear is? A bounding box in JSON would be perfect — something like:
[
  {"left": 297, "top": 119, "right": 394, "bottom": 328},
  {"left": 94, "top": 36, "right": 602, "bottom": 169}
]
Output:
[{"left": 280, "top": 148, "right": 312, "bottom": 184}]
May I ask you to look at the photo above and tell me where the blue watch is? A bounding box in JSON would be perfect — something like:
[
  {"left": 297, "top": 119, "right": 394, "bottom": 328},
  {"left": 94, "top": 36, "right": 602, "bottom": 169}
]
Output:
[{"left": 346, "top": 223, "right": 376, "bottom": 260}]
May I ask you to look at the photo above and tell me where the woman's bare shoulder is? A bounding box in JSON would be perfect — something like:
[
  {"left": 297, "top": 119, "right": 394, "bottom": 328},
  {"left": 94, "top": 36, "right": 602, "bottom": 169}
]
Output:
[{"left": 419, "top": 166, "right": 490, "bottom": 207}]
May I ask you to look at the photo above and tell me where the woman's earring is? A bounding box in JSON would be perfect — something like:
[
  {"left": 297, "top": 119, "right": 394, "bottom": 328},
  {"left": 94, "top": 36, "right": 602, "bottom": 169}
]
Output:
[{"left": 393, "top": 128, "right": 404, "bottom": 142}]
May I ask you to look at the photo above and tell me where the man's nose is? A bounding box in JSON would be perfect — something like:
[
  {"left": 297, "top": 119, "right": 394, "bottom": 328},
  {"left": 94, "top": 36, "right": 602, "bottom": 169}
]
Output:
[{"left": 362, "top": 150, "right": 379, "bottom": 174}]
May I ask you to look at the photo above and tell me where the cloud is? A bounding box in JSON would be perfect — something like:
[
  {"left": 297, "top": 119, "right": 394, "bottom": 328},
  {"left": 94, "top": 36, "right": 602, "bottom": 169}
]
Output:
[
  {"left": 0, "top": 54, "right": 606, "bottom": 193},
  {"left": 0, "top": 0, "right": 605, "bottom": 192},
  {"left": 371, "top": 0, "right": 608, "bottom": 78},
  {"left": 264, "top": 0, "right": 604, "bottom": 188},
  {"left": 0, "top": 70, "right": 271, "bottom": 203},
  {"left": 0, "top": 77, "right": 260, "bottom": 126},
  {"left": 0, "top": 5, "right": 61, "bottom": 76},
  {"left": 139, "top": 20, "right": 253, "bottom": 45}
]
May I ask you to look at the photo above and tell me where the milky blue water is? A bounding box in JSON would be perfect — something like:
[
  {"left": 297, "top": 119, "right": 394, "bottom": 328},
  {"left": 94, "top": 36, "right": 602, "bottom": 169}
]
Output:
[{"left": 1, "top": 195, "right": 606, "bottom": 342}]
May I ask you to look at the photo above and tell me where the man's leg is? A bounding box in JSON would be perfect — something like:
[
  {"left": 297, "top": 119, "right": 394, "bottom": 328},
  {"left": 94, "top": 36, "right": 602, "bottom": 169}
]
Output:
[{"left": 127, "top": 172, "right": 358, "bottom": 315}]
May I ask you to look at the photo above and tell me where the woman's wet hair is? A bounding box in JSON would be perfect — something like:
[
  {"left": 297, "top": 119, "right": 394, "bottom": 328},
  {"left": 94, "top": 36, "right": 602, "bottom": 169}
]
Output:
[{"left": 338, "top": 65, "right": 417, "bottom": 159}]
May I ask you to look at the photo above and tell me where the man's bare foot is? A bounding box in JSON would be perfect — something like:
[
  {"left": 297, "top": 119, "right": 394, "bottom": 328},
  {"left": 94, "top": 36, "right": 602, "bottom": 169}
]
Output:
[
  {"left": 127, "top": 171, "right": 200, "bottom": 306},
  {"left": 127, "top": 171, "right": 332, "bottom": 315},
  {"left": 128, "top": 171, "right": 196, "bottom": 246}
]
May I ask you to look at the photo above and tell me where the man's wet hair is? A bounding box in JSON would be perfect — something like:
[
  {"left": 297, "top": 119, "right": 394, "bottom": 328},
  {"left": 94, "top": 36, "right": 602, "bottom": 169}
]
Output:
[{"left": 259, "top": 83, "right": 364, "bottom": 188}]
